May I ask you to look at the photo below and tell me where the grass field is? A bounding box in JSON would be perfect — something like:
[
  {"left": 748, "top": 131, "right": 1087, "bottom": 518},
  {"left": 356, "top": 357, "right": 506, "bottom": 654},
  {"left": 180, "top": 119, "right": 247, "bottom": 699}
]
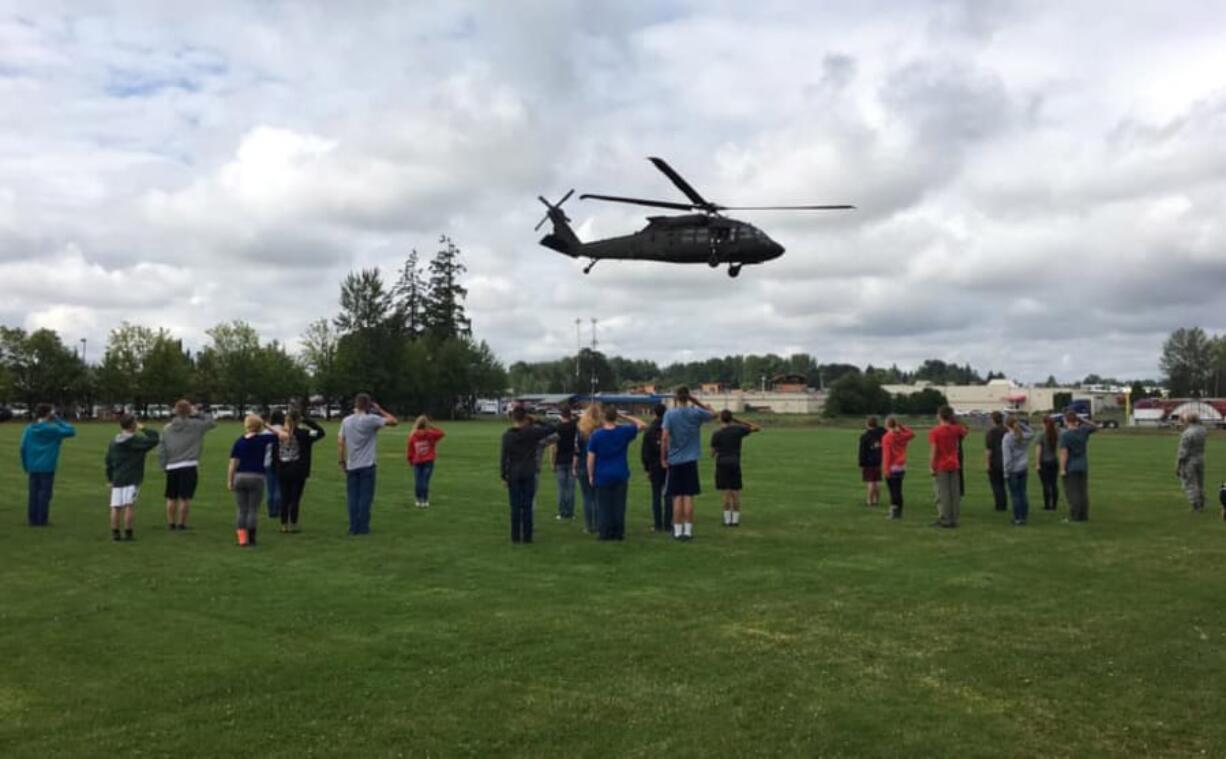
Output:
[{"left": 1, "top": 420, "right": 1224, "bottom": 757}]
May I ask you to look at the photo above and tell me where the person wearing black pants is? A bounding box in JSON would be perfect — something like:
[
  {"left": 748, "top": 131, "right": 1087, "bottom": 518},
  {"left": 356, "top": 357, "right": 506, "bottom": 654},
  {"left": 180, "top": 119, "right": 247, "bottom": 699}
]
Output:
[
  {"left": 1035, "top": 416, "right": 1061, "bottom": 510},
  {"left": 640, "top": 403, "right": 670, "bottom": 531},
  {"left": 984, "top": 411, "right": 1008, "bottom": 511},
  {"left": 587, "top": 406, "right": 646, "bottom": 541},
  {"left": 276, "top": 410, "right": 325, "bottom": 532},
  {"left": 500, "top": 408, "right": 557, "bottom": 544}
]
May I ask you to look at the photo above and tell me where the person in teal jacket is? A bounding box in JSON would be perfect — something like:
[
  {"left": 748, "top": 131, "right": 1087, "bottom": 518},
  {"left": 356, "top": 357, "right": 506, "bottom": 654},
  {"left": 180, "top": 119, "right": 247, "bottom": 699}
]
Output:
[
  {"left": 20, "top": 404, "right": 77, "bottom": 526},
  {"left": 105, "top": 415, "right": 160, "bottom": 541}
]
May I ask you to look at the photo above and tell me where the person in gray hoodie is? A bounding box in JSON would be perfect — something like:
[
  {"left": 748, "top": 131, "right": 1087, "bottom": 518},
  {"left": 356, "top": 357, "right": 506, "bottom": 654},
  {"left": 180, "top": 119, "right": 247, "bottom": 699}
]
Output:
[{"left": 158, "top": 400, "right": 217, "bottom": 530}]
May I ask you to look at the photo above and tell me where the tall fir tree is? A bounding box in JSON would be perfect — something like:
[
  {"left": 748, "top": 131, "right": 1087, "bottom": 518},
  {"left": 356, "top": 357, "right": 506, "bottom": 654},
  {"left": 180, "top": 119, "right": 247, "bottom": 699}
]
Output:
[
  {"left": 423, "top": 235, "right": 471, "bottom": 339},
  {"left": 393, "top": 249, "right": 427, "bottom": 340}
]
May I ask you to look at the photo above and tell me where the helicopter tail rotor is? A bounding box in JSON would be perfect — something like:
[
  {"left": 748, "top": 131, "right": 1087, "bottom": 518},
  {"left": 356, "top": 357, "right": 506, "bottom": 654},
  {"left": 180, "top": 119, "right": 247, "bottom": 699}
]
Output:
[{"left": 534, "top": 189, "right": 575, "bottom": 231}]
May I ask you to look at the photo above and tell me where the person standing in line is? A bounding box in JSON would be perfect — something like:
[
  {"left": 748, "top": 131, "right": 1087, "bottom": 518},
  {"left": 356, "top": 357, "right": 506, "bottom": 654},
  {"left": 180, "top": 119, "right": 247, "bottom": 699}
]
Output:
[
  {"left": 263, "top": 409, "right": 286, "bottom": 520},
  {"left": 337, "top": 394, "right": 399, "bottom": 536},
  {"left": 105, "top": 415, "right": 160, "bottom": 542},
  {"left": 159, "top": 400, "right": 217, "bottom": 530},
  {"left": 640, "top": 403, "right": 670, "bottom": 532},
  {"left": 881, "top": 416, "right": 915, "bottom": 520},
  {"left": 1002, "top": 416, "right": 1036, "bottom": 526},
  {"left": 928, "top": 405, "right": 968, "bottom": 529},
  {"left": 552, "top": 405, "right": 579, "bottom": 521},
  {"left": 587, "top": 407, "right": 647, "bottom": 541},
  {"left": 1176, "top": 412, "right": 1207, "bottom": 512},
  {"left": 276, "top": 409, "right": 325, "bottom": 532},
  {"left": 576, "top": 402, "right": 603, "bottom": 534},
  {"left": 500, "top": 408, "right": 558, "bottom": 544},
  {"left": 406, "top": 415, "right": 446, "bottom": 509},
  {"left": 661, "top": 386, "right": 715, "bottom": 542},
  {"left": 1059, "top": 410, "right": 1099, "bottom": 523},
  {"left": 1035, "top": 416, "right": 1061, "bottom": 511},
  {"left": 710, "top": 410, "right": 761, "bottom": 528},
  {"left": 227, "top": 415, "right": 279, "bottom": 547},
  {"left": 984, "top": 411, "right": 1008, "bottom": 512},
  {"left": 19, "top": 404, "right": 76, "bottom": 527},
  {"left": 858, "top": 416, "right": 886, "bottom": 507}
]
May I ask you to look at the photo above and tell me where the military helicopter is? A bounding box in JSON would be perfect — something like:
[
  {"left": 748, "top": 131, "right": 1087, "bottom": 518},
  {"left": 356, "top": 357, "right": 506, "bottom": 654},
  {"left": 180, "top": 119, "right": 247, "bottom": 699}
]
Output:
[{"left": 536, "top": 157, "right": 853, "bottom": 278}]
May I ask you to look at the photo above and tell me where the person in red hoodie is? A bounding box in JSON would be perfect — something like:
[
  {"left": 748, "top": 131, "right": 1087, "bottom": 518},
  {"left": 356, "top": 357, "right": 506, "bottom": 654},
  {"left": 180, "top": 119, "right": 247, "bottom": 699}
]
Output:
[
  {"left": 406, "top": 415, "right": 446, "bottom": 508},
  {"left": 881, "top": 416, "right": 915, "bottom": 520},
  {"left": 928, "top": 405, "right": 969, "bottom": 528}
]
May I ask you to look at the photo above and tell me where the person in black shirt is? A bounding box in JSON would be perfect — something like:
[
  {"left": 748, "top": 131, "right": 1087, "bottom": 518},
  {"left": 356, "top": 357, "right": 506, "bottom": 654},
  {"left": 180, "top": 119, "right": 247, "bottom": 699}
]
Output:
[
  {"left": 552, "top": 405, "right": 579, "bottom": 520},
  {"left": 274, "top": 409, "right": 325, "bottom": 533},
  {"left": 858, "top": 416, "right": 886, "bottom": 506},
  {"left": 984, "top": 411, "right": 1008, "bottom": 511},
  {"left": 710, "top": 410, "right": 761, "bottom": 527},
  {"left": 640, "top": 403, "right": 669, "bottom": 532},
  {"left": 500, "top": 408, "right": 557, "bottom": 544}
]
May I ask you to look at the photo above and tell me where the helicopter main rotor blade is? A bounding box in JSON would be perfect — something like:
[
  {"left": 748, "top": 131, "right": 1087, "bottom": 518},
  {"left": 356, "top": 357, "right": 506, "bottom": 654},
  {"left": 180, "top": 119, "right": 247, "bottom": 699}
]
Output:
[
  {"left": 719, "top": 204, "right": 856, "bottom": 211},
  {"left": 579, "top": 193, "right": 697, "bottom": 212},
  {"left": 647, "top": 157, "right": 711, "bottom": 208}
]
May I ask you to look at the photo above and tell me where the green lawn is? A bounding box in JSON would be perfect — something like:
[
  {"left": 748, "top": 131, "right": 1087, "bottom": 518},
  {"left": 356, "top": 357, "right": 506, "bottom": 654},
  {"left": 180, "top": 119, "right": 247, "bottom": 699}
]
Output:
[{"left": 1, "top": 420, "right": 1223, "bottom": 757}]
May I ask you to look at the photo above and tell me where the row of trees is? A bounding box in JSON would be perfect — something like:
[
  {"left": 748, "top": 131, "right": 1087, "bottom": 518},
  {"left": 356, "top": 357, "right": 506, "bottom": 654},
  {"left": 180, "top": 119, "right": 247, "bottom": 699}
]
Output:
[
  {"left": 0, "top": 237, "right": 507, "bottom": 418},
  {"left": 1160, "top": 327, "right": 1226, "bottom": 398},
  {"left": 823, "top": 373, "right": 950, "bottom": 417}
]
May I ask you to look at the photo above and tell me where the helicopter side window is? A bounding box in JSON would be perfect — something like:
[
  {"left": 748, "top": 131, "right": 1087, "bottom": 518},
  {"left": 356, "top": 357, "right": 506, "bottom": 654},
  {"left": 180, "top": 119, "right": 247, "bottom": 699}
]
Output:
[{"left": 695, "top": 228, "right": 709, "bottom": 243}]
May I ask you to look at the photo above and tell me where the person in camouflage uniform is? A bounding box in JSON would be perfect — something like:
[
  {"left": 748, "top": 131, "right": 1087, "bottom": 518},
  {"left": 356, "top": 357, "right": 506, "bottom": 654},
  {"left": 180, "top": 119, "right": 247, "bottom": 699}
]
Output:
[{"left": 1176, "top": 412, "right": 1207, "bottom": 512}]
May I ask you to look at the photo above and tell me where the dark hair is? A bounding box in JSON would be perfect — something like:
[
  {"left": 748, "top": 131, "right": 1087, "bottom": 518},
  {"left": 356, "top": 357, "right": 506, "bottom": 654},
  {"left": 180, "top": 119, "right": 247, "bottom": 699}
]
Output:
[
  {"left": 719, "top": 409, "right": 733, "bottom": 424},
  {"left": 354, "top": 393, "right": 372, "bottom": 412},
  {"left": 654, "top": 403, "right": 667, "bottom": 419},
  {"left": 35, "top": 403, "right": 53, "bottom": 419},
  {"left": 270, "top": 409, "right": 286, "bottom": 426},
  {"left": 938, "top": 405, "right": 955, "bottom": 422},
  {"left": 603, "top": 406, "right": 619, "bottom": 423},
  {"left": 866, "top": 416, "right": 879, "bottom": 428},
  {"left": 1043, "top": 415, "right": 1058, "bottom": 448},
  {"left": 1063, "top": 408, "right": 1079, "bottom": 423},
  {"left": 990, "top": 411, "right": 1004, "bottom": 425},
  {"left": 118, "top": 414, "right": 137, "bottom": 430},
  {"left": 511, "top": 407, "right": 528, "bottom": 423},
  {"left": 174, "top": 399, "right": 192, "bottom": 417},
  {"left": 560, "top": 404, "right": 573, "bottom": 419},
  {"left": 287, "top": 410, "right": 302, "bottom": 427},
  {"left": 675, "top": 386, "right": 691, "bottom": 405}
]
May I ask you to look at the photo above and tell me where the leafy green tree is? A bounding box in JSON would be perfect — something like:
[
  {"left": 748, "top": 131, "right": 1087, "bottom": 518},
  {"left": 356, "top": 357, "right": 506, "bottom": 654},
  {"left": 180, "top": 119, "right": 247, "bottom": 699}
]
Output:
[
  {"left": 1160, "top": 327, "right": 1213, "bottom": 397},
  {"left": 300, "top": 319, "right": 343, "bottom": 417},
  {"left": 0, "top": 327, "right": 87, "bottom": 408},
  {"left": 201, "top": 321, "right": 262, "bottom": 413},
  {"left": 824, "top": 372, "right": 891, "bottom": 417},
  {"left": 96, "top": 322, "right": 156, "bottom": 411},
  {"left": 140, "top": 332, "right": 193, "bottom": 405}
]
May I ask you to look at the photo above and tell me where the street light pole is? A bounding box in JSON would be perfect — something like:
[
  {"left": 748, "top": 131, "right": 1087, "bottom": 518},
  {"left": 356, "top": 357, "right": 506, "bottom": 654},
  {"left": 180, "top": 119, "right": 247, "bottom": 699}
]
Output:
[{"left": 80, "top": 338, "right": 87, "bottom": 365}]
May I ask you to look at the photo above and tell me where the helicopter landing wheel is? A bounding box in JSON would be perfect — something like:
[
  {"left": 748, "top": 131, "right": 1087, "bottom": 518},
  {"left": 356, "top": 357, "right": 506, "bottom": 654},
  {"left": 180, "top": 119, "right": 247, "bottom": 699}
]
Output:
[
  {"left": 728, "top": 264, "right": 742, "bottom": 278},
  {"left": 583, "top": 259, "right": 597, "bottom": 274}
]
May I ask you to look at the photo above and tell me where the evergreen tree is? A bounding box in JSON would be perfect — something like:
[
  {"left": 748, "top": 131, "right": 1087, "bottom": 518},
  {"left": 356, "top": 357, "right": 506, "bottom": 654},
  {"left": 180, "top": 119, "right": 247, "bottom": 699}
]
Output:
[
  {"left": 392, "top": 250, "right": 428, "bottom": 340},
  {"left": 334, "top": 268, "right": 393, "bottom": 334},
  {"left": 423, "top": 235, "right": 471, "bottom": 339}
]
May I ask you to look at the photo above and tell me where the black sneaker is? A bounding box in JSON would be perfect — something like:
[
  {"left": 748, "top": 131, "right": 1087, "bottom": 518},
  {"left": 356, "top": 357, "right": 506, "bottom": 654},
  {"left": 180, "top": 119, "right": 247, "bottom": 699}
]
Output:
[
  {"left": 112, "top": 531, "right": 121, "bottom": 542},
  {"left": 168, "top": 524, "right": 176, "bottom": 530},
  {"left": 124, "top": 531, "right": 134, "bottom": 541}
]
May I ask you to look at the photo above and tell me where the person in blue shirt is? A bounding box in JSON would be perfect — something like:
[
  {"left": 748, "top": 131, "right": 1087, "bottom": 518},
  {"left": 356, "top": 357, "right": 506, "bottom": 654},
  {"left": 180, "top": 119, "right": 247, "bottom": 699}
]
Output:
[
  {"left": 660, "top": 386, "right": 716, "bottom": 542},
  {"left": 586, "top": 406, "right": 647, "bottom": 541},
  {"left": 19, "top": 404, "right": 76, "bottom": 527}
]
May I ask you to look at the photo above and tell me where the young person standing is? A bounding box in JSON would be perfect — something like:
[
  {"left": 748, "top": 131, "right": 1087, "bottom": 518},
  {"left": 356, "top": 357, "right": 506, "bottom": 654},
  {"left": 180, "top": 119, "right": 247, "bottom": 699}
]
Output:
[
  {"left": 587, "top": 407, "right": 647, "bottom": 541},
  {"left": 499, "top": 408, "right": 558, "bottom": 544},
  {"left": 1001, "top": 416, "right": 1036, "bottom": 526},
  {"left": 104, "top": 415, "right": 160, "bottom": 541},
  {"left": 984, "top": 411, "right": 1008, "bottom": 512},
  {"left": 19, "top": 404, "right": 76, "bottom": 527},
  {"left": 406, "top": 415, "right": 446, "bottom": 509},
  {"left": 275, "top": 410, "right": 325, "bottom": 532},
  {"left": 551, "top": 405, "right": 579, "bottom": 520},
  {"left": 228, "top": 415, "right": 279, "bottom": 547},
  {"left": 263, "top": 409, "right": 286, "bottom": 519},
  {"left": 928, "top": 406, "right": 968, "bottom": 528},
  {"left": 710, "top": 410, "right": 761, "bottom": 527},
  {"left": 1059, "top": 410, "right": 1099, "bottom": 523},
  {"left": 576, "top": 403, "right": 602, "bottom": 533},
  {"left": 858, "top": 416, "right": 886, "bottom": 507},
  {"left": 1035, "top": 416, "right": 1061, "bottom": 511},
  {"left": 1176, "top": 412, "right": 1207, "bottom": 512},
  {"left": 880, "top": 416, "right": 915, "bottom": 520},
  {"left": 640, "top": 403, "right": 670, "bottom": 532},
  {"left": 337, "top": 394, "right": 399, "bottom": 536},
  {"left": 159, "top": 399, "right": 217, "bottom": 530},
  {"left": 661, "top": 386, "right": 715, "bottom": 542}
]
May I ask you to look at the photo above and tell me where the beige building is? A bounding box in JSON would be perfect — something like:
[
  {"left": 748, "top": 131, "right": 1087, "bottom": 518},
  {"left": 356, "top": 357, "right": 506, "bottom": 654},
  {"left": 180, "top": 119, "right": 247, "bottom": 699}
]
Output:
[
  {"left": 882, "top": 379, "right": 1121, "bottom": 415},
  {"left": 691, "top": 389, "right": 826, "bottom": 415}
]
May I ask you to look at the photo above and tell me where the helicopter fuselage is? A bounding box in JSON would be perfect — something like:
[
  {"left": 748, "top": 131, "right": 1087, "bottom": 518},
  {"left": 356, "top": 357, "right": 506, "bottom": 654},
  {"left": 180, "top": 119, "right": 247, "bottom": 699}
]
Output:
[{"left": 575, "top": 214, "right": 785, "bottom": 266}]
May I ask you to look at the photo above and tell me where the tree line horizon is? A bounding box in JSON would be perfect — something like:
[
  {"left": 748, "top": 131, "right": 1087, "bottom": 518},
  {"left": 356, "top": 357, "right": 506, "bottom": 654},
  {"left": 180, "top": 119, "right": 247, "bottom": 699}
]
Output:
[{"left": 0, "top": 238, "right": 1219, "bottom": 416}]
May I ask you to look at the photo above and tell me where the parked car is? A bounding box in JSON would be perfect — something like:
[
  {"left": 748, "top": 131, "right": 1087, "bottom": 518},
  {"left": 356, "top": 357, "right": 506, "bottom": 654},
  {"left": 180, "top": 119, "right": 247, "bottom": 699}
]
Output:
[{"left": 0, "top": 407, "right": 13, "bottom": 423}]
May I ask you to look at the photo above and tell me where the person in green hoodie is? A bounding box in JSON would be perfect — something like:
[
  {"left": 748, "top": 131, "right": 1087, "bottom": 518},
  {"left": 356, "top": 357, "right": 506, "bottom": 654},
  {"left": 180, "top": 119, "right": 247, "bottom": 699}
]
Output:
[
  {"left": 105, "top": 414, "right": 160, "bottom": 542},
  {"left": 20, "top": 403, "right": 76, "bottom": 526}
]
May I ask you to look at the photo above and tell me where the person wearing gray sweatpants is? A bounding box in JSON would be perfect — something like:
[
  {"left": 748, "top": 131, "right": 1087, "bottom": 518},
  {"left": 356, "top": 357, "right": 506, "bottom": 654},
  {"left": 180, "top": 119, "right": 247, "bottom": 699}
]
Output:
[{"left": 227, "top": 415, "right": 277, "bottom": 547}]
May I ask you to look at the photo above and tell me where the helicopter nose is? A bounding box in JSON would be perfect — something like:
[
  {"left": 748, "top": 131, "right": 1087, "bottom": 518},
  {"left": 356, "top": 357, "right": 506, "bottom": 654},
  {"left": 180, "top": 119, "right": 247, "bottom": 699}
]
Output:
[{"left": 768, "top": 239, "right": 784, "bottom": 259}]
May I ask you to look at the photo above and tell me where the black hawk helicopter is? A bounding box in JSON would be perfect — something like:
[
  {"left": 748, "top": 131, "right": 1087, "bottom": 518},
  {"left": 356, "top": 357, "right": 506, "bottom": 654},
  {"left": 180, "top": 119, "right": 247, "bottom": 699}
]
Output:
[{"left": 536, "top": 157, "right": 853, "bottom": 278}]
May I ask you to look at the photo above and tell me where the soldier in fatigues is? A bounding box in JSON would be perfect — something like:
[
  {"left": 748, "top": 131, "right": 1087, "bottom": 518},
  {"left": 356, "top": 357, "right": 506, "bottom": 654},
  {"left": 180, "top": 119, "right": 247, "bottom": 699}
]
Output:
[{"left": 1176, "top": 412, "right": 1207, "bottom": 512}]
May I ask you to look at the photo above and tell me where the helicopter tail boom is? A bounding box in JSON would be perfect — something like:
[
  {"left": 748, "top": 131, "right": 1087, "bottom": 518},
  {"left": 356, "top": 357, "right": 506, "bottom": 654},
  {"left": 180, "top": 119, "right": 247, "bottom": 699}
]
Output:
[{"left": 536, "top": 190, "right": 582, "bottom": 257}]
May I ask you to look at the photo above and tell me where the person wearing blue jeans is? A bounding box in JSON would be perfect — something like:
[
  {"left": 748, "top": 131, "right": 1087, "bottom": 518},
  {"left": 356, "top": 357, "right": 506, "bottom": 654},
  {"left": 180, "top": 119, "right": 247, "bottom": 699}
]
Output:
[
  {"left": 20, "top": 404, "right": 76, "bottom": 527},
  {"left": 263, "top": 409, "right": 284, "bottom": 519},
  {"left": 1001, "top": 417, "right": 1036, "bottom": 525},
  {"left": 500, "top": 408, "right": 558, "bottom": 544},
  {"left": 552, "top": 406, "right": 579, "bottom": 520},
  {"left": 338, "top": 394, "right": 398, "bottom": 535},
  {"left": 413, "top": 462, "right": 433, "bottom": 504},
  {"left": 588, "top": 407, "right": 646, "bottom": 541}
]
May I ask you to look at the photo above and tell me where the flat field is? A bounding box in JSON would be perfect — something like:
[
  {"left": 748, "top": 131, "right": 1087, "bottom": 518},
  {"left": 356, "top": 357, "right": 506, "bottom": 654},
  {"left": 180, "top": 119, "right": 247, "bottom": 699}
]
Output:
[{"left": 1, "top": 420, "right": 1223, "bottom": 757}]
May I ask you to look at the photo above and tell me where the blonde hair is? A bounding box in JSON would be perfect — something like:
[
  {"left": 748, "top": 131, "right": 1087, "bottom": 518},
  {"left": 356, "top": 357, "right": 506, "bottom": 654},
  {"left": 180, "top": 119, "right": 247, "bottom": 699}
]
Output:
[
  {"left": 243, "top": 414, "right": 264, "bottom": 434},
  {"left": 578, "top": 402, "right": 603, "bottom": 437},
  {"left": 414, "top": 415, "right": 430, "bottom": 430},
  {"left": 1004, "top": 416, "right": 1022, "bottom": 439}
]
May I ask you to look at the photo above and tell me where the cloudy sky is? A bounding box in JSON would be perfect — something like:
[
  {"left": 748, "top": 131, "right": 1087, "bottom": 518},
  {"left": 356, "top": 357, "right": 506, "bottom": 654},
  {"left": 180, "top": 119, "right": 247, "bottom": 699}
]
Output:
[{"left": 2, "top": 1, "right": 1224, "bottom": 382}]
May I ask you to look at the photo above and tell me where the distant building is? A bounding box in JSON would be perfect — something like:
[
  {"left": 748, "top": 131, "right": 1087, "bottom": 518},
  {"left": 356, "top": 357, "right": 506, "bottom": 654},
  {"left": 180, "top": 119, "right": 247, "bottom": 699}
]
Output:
[
  {"left": 882, "top": 378, "right": 1122, "bottom": 416},
  {"left": 690, "top": 387, "right": 825, "bottom": 415},
  {"left": 771, "top": 374, "right": 809, "bottom": 393}
]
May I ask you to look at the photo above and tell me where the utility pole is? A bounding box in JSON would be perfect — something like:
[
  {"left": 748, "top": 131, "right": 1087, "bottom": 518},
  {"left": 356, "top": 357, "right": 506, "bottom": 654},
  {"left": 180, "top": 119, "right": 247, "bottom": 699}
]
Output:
[
  {"left": 575, "top": 318, "right": 581, "bottom": 394},
  {"left": 80, "top": 337, "right": 87, "bottom": 365},
  {"left": 590, "top": 318, "right": 599, "bottom": 398}
]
